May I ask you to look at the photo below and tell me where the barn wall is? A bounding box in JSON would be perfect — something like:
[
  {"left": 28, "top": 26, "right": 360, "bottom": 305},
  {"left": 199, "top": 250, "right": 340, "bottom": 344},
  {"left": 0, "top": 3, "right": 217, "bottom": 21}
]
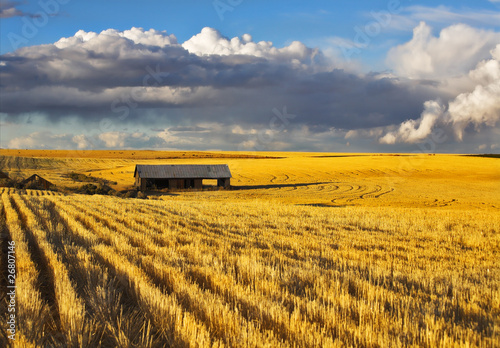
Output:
[
  {"left": 217, "top": 178, "right": 231, "bottom": 188},
  {"left": 168, "top": 179, "right": 182, "bottom": 189},
  {"left": 138, "top": 177, "right": 229, "bottom": 190},
  {"left": 183, "top": 179, "right": 203, "bottom": 189},
  {"left": 22, "top": 175, "right": 54, "bottom": 190}
]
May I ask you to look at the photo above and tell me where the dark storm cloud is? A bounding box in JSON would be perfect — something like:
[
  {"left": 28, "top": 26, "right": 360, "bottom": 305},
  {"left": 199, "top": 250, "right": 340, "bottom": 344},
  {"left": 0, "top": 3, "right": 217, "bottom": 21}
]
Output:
[
  {"left": 169, "top": 126, "right": 209, "bottom": 132},
  {"left": 0, "top": 27, "right": 442, "bottom": 133}
]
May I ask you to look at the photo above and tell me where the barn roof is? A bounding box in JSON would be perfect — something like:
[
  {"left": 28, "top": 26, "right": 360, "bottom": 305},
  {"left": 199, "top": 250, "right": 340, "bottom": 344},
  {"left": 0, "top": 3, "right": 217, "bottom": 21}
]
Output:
[
  {"left": 20, "top": 174, "right": 53, "bottom": 186},
  {"left": 134, "top": 164, "right": 232, "bottom": 179}
]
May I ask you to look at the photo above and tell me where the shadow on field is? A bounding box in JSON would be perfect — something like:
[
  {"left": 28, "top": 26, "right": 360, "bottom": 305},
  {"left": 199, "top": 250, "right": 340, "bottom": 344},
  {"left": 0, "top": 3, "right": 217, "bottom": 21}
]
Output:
[
  {"left": 308, "top": 155, "right": 370, "bottom": 158},
  {"left": 144, "top": 191, "right": 180, "bottom": 197},
  {"left": 464, "top": 154, "right": 500, "bottom": 159},
  {"left": 231, "top": 182, "right": 331, "bottom": 190},
  {"left": 298, "top": 203, "right": 347, "bottom": 208},
  {"left": 308, "top": 154, "right": 414, "bottom": 158}
]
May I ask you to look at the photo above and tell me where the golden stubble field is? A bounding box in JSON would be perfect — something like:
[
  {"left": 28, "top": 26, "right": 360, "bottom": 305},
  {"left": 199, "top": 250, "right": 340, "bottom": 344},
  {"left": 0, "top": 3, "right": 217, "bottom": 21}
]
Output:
[{"left": 0, "top": 150, "right": 499, "bottom": 347}]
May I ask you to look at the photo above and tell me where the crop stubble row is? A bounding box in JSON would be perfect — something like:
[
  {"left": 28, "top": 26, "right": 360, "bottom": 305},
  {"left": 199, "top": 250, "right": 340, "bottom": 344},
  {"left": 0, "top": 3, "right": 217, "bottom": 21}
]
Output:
[{"left": 0, "top": 191, "right": 498, "bottom": 347}]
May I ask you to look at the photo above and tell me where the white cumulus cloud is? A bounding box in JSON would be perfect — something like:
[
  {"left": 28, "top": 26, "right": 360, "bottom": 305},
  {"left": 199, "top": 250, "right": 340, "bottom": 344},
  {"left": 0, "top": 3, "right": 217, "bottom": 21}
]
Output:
[
  {"left": 55, "top": 27, "right": 177, "bottom": 49},
  {"left": 387, "top": 22, "right": 500, "bottom": 80},
  {"left": 182, "top": 27, "right": 323, "bottom": 69},
  {"left": 381, "top": 44, "right": 500, "bottom": 144},
  {"left": 379, "top": 100, "right": 444, "bottom": 144}
]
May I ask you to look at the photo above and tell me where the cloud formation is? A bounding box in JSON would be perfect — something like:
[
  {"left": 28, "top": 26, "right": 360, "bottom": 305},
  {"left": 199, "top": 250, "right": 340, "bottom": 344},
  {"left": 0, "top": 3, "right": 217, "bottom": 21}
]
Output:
[
  {"left": 387, "top": 22, "right": 500, "bottom": 80},
  {"left": 7, "top": 124, "right": 352, "bottom": 153},
  {"left": 0, "top": 26, "right": 437, "bottom": 133},
  {"left": 380, "top": 44, "right": 500, "bottom": 144},
  {"left": 182, "top": 27, "right": 324, "bottom": 69},
  {"left": 448, "top": 46, "right": 500, "bottom": 140},
  {"left": 1, "top": 23, "right": 499, "bottom": 151}
]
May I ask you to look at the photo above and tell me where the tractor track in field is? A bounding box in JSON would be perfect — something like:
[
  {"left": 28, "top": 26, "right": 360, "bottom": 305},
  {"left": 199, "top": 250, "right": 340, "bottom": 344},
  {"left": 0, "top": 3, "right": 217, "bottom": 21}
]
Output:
[
  {"left": 360, "top": 185, "right": 383, "bottom": 199},
  {"left": 328, "top": 183, "right": 395, "bottom": 204},
  {"left": 375, "top": 188, "right": 395, "bottom": 198}
]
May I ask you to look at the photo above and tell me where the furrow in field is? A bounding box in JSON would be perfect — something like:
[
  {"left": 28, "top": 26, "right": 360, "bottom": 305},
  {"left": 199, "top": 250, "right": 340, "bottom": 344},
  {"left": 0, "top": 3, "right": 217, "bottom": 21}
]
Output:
[
  {"left": 2, "top": 185, "right": 496, "bottom": 346},
  {"left": 46, "top": 198, "right": 134, "bottom": 255},
  {"left": 110, "top": 200, "right": 316, "bottom": 267},
  {"left": 0, "top": 200, "right": 6, "bottom": 346},
  {"left": 62, "top": 196, "right": 348, "bottom": 346},
  {"left": 134, "top": 202, "right": 365, "bottom": 344},
  {"left": 51, "top": 196, "right": 252, "bottom": 344},
  {"left": 10, "top": 194, "right": 90, "bottom": 347},
  {"left": 24, "top": 195, "right": 167, "bottom": 347},
  {"left": 0, "top": 194, "right": 56, "bottom": 346},
  {"left": 169, "top": 218, "right": 367, "bottom": 346},
  {"left": 93, "top": 243, "right": 217, "bottom": 347},
  {"left": 70, "top": 244, "right": 164, "bottom": 347},
  {"left": 59, "top": 198, "right": 289, "bottom": 345},
  {"left": 139, "top": 254, "right": 285, "bottom": 346},
  {"left": 90, "top": 196, "right": 410, "bottom": 345},
  {"left": 52, "top": 197, "right": 172, "bottom": 254},
  {"left": 78, "top": 198, "right": 252, "bottom": 252},
  {"left": 44, "top": 196, "right": 178, "bottom": 346},
  {"left": 175, "top": 256, "right": 349, "bottom": 347},
  {"left": 113, "top": 205, "right": 342, "bottom": 345},
  {"left": 137, "top": 221, "right": 336, "bottom": 345}
]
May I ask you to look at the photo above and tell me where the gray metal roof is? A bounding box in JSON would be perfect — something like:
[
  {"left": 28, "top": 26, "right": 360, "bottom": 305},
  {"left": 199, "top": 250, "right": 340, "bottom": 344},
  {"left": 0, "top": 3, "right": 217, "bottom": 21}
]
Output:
[{"left": 134, "top": 164, "right": 231, "bottom": 179}]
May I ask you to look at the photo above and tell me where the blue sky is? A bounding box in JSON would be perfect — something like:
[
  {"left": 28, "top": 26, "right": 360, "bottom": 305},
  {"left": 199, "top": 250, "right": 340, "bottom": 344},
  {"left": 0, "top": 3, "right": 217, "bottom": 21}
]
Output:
[
  {"left": 3, "top": 1, "right": 500, "bottom": 60},
  {"left": 1, "top": 0, "right": 500, "bottom": 152}
]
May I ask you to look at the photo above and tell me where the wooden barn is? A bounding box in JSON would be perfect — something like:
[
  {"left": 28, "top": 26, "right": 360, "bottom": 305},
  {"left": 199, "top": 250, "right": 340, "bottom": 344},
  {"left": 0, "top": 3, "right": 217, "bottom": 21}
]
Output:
[
  {"left": 21, "top": 174, "right": 54, "bottom": 190},
  {"left": 134, "top": 164, "right": 231, "bottom": 191}
]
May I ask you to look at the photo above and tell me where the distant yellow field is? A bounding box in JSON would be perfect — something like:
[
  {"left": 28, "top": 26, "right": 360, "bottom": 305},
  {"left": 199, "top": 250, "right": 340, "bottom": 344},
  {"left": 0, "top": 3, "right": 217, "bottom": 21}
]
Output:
[
  {"left": 1, "top": 150, "right": 499, "bottom": 209},
  {"left": 0, "top": 150, "right": 498, "bottom": 347}
]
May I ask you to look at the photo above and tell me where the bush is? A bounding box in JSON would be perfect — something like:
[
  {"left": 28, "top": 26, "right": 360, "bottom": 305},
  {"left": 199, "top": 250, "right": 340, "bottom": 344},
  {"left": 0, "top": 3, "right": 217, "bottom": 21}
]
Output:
[
  {"left": 137, "top": 191, "right": 147, "bottom": 199},
  {"left": 0, "top": 178, "right": 23, "bottom": 189},
  {"left": 75, "top": 183, "right": 114, "bottom": 196},
  {"left": 123, "top": 190, "right": 137, "bottom": 198},
  {"left": 0, "top": 178, "right": 12, "bottom": 187},
  {"left": 110, "top": 190, "right": 123, "bottom": 197},
  {"left": 66, "top": 172, "right": 95, "bottom": 182},
  {"left": 65, "top": 172, "right": 117, "bottom": 186},
  {"left": 78, "top": 184, "right": 98, "bottom": 195}
]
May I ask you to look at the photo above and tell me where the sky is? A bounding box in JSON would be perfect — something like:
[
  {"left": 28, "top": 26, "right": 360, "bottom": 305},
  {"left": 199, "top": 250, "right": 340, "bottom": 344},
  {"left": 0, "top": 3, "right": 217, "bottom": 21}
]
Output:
[{"left": 1, "top": 0, "right": 500, "bottom": 153}]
